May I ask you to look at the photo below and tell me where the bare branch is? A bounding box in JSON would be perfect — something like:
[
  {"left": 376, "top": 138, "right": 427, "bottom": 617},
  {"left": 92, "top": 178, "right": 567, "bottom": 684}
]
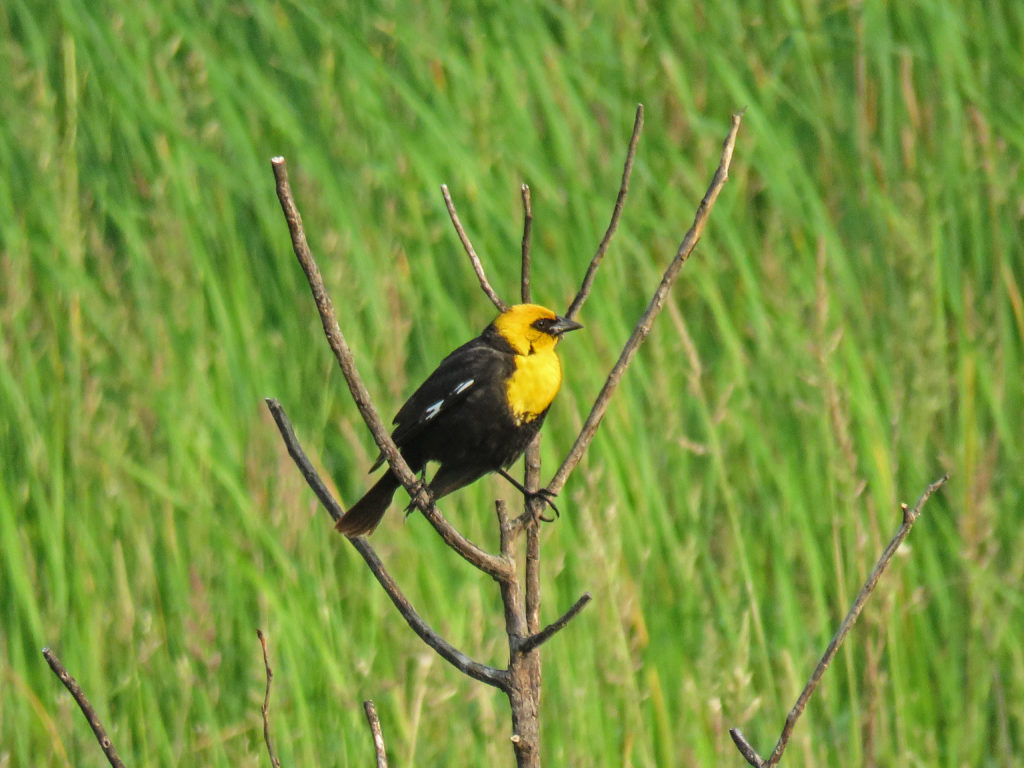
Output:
[
  {"left": 565, "top": 104, "right": 645, "bottom": 321},
  {"left": 257, "top": 630, "right": 283, "bottom": 768},
  {"left": 270, "top": 158, "right": 421, "bottom": 506},
  {"left": 265, "top": 398, "right": 343, "bottom": 523},
  {"left": 729, "top": 473, "right": 950, "bottom": 767},
  {"left": 549, "top": 110, "right": 743, "bottom": 495},
  {"left": 441, "top": 183, "right": 509, "bottom": 312},
  {"left": 363, "top": 701, "right": 388, "bottom": 768},
  {"left": 729, "top": 729, "right": 767, "bottom": 767},
  {"left": 520, "top": 184, "right": 533, "bottom": 303},
  {"left": 518, "top": 592, "right": 593, "bottom": 654},
  {"left": 42, "top": 647, "right": 126, "bottom": 768},
  {"left": 349, "top": 535, "right": 510, "bottom": 690}
]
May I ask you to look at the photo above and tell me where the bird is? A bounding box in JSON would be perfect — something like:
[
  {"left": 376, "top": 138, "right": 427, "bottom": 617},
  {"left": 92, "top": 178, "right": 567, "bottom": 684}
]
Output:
[{"left": 335, "top": 303, "right": 583, "bottom": 537}]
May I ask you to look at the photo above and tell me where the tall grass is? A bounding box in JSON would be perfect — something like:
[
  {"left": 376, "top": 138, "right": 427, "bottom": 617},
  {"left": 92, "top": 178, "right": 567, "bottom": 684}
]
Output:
[{"left": 2, "top": 1, "right": 1021, "bottom": 765}]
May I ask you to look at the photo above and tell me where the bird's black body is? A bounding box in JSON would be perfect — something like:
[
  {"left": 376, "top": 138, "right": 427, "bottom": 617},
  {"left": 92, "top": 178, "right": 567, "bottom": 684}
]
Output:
[
  {"left": 335, "top": 304, "right": 581, "bottom": 537},
  {"left": 378, "top": 326, "right": 547, "bottom": 492}
]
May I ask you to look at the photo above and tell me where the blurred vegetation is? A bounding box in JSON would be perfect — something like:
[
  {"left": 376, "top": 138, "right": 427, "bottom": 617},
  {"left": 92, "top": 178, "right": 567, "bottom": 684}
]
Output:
[{"left": 2, "top": 0, "right": 1021, "bottom": 765}]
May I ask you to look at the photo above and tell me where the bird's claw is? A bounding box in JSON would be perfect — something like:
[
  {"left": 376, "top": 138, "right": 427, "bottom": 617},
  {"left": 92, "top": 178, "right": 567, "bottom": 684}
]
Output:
[
  {"left": 526, "top": 488, "right": 559, "bottom": 522},
  {"left": 404, "top": 479, "right": 435, "bottom": 516}
]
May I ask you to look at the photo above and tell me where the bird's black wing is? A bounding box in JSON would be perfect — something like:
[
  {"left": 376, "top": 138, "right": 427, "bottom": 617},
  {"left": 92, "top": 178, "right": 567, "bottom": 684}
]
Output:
[{"left": 368, "top": 337, "right": 511, "bottom": 471}]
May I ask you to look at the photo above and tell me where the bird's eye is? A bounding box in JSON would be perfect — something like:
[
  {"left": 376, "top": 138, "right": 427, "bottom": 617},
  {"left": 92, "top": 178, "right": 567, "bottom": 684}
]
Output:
[{"left": 531, "top": 317, "right": 555, "bottom": 332}]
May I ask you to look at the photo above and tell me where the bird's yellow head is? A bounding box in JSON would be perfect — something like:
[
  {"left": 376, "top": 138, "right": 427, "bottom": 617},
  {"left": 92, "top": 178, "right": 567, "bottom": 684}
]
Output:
[{"left": 493, "top": 304, "right": 583, "bottom": 355}]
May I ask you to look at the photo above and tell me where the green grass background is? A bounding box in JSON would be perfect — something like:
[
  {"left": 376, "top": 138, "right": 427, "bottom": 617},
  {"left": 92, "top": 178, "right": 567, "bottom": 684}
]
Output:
[{"left": 2, "top": 1, "right": 1022, "bottom": 765}]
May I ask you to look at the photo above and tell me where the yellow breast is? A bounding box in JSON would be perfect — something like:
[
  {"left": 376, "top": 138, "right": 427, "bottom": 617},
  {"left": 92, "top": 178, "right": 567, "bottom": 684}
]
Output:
[{"left": 504, "top": 348, "right": 563, "bottom": 424}]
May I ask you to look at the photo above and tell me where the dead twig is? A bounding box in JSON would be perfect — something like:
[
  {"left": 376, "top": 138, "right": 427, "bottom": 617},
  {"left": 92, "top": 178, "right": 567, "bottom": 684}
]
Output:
[
  {"left": 257, "top": 630, "right": 283, "bottom": 768},
  {"left": 518, "top": 592, "right": 593, "bottom": 654},
  {"left": 363, "top": 701, "right": 388, "bottom": 768},
  {"left": 42, "top": 647, "right": 126, "bottom": 768},
  {"left": 729, "top": 473, "right": 950, "bottom": 767},
  {"left": 520, "top": 184, "right": 533, "bottom": 303},
  {"left": 271, "top": 158, "right": 416, "bottom": 501},
  {"left": 441, "top": 183, "right": 508, "bottom": 312},
  {"left": 565, "top": 103, "right": 645, "bottom": 321}
]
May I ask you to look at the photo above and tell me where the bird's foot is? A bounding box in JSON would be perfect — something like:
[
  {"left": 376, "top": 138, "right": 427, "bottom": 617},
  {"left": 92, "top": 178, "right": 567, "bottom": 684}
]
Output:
[
  {"left": 404, "top": 479, "right": 435, "bottom": 516},
  {"left": 526, "top": 488, "right": 560, "bottom": 522}
]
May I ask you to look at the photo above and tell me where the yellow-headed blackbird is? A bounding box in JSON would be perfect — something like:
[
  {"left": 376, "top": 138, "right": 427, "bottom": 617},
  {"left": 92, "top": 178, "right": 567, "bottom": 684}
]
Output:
[{"left": 335, "top": 303, "right": 582, "bottom": 537}]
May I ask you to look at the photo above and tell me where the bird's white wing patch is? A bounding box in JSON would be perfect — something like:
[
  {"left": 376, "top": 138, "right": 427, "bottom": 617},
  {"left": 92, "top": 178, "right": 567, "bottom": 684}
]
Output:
[{"left": 421, "top": 380, "right": 473, "bottom": 424}]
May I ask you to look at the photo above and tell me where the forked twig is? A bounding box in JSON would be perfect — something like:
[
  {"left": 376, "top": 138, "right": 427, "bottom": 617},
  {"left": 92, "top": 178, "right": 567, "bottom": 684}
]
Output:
[
  {"left": 547, "top": 109, "right": 743, "bottom": 498},
  {"left": 42, "top": 647, "right": 126, "bottom": 768},
  {"left": 257, "top": 630, "right": 283, "bottom": 768},
  {"left": 729, "top": 474, "right": 950, "bottom": 767},
  {"left": 441, "top": 183, "right": 509, "bottom": 312}
]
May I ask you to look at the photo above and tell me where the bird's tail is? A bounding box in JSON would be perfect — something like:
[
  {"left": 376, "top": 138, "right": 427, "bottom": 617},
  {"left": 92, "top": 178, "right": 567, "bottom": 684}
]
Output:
[{"left": 335, "top": 472, "right": 401, "bottom": 537}]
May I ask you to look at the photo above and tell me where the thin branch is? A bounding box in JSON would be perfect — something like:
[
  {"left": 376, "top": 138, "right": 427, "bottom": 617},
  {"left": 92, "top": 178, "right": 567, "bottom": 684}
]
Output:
[
  {"left": 42, "top": 647, "right": 126, "bottom": 768},
  {"left": 729, "top": 474, "right": 950, "bottom": 768},
  {"left": 520, "top": 184, "right": 533, "bottom": 303},
  {"left": 350, "top": 535, "right": 510, "bottom": 690},
  {"left": 518, "top": 592, "right": 593, "bottom": 654},
  {"left": 270, "top": 159, "right": 510, "bottom": 578},
  {"left": 441, "top": 183, "right": 509, "bottom": 312},
  {"left": 363, "top": 701, "right": 388, "bottom": 768},
  {"left": 729, "top": 729, "right": 766, "bottom": 767},
  {"left": 271, "top": 157, "right": 419, "bottom": 504},
  {"left": 265, "top": 398, "right": 343, "bottom": 522},
  {"left": 257, "top": 630, "right": 283, "bottom": 768},
  {"left": 549, "top": 110, "right": 743, "bottom": 496},
  {"left": 565, "top": 103, "right": 645, "bottom": 321}
]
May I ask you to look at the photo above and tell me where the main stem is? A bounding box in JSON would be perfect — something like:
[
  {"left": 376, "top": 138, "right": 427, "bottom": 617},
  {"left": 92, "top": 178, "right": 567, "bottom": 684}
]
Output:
[
  {"left": 499, "top": 506, "right": 545, "bottom": 766},
  {"left": 508, "top": 183, "right": 544, "bottom": 766},
  {"left": 508, "top": 656, "right": 542, "bottom": 768}
]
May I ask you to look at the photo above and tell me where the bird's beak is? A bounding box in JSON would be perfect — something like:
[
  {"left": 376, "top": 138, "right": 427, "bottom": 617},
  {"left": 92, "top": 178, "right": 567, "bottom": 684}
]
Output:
[{"left": 550, "top": 315, "right": 584, "bottom": 336}]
